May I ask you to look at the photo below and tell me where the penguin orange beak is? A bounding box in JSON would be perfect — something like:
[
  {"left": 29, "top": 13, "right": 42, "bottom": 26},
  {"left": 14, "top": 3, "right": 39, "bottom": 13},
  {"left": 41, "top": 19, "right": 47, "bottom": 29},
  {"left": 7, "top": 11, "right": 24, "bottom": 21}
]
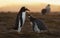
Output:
[{"left": 25, "top": 8, "right": 30, "bottom": 11}]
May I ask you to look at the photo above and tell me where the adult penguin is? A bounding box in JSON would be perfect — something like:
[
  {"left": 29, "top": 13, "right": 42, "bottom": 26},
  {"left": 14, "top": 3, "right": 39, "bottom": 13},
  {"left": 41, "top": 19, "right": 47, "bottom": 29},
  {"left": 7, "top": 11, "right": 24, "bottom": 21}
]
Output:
[
  {"left": 41, "top": 4, "right": 50, "bottom": 15},
  {"left": 28, "top": 14, "right": 48, "bottom": 33},
  {"left": 13, "top": 6, "right": 30, "bottom": 33}
]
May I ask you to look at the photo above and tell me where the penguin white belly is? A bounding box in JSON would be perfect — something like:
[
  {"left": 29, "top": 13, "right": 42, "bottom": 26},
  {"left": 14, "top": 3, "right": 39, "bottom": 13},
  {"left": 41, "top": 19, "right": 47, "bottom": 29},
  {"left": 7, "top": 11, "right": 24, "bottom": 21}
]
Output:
[
  {"left": 18, "top": 19, "right": 21, "bottom": 33},
  {"left": 17, "top": 12, "right": 26, "bottom": 33},
  {"left": 34, "top": 23, "right": 40, "bottom": 33},
  {"left": 22, "top": 12, "right": 26, "bottom": 25}
]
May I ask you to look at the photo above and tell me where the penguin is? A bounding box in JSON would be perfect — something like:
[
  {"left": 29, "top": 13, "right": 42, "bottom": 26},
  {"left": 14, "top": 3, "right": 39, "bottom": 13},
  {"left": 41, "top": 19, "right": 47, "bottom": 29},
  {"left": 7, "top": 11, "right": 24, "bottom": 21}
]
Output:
[
  {"left": 28, "top": 14, "right": 48, "bottom": 33},
  {"left": 13, "top": 6, "right": 30, "bottom": 33},
  {"left": 45, "top": 4, "right": 50, "bottom": 14},
  {"left": 41, "top": 4, "right": 50, "bottom": 15}
]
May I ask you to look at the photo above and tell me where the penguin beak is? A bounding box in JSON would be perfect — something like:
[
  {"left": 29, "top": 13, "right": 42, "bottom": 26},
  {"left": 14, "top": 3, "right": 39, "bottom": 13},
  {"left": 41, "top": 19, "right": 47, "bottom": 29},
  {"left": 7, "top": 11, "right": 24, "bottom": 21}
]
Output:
[{"left": 25, "top": 8, "right": 30, "bottom": 11}]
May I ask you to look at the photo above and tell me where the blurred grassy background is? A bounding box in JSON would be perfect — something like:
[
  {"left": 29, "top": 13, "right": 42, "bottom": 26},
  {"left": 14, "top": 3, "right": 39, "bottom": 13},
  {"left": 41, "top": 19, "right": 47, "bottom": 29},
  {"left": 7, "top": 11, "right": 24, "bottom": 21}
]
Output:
[{"left": 0, "top": 12, "right": 60, "bottom": 38}]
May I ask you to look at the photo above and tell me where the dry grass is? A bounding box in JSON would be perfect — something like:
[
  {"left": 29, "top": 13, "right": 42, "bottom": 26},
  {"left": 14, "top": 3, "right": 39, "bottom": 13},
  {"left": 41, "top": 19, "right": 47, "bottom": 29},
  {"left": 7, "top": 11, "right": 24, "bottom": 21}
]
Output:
[{"left": 0, "top": 12, "right": 60, "bottom": 38}]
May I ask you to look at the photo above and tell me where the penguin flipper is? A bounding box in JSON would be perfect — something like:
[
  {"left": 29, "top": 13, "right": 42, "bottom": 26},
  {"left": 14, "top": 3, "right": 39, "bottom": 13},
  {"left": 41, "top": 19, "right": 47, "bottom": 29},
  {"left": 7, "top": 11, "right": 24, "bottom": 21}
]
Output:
[
  {"left": 18, "top": 20, "right": 21, "bottom": 32},
  {"left": 13, "top": 15, "right": 19, "bottom": 30}
]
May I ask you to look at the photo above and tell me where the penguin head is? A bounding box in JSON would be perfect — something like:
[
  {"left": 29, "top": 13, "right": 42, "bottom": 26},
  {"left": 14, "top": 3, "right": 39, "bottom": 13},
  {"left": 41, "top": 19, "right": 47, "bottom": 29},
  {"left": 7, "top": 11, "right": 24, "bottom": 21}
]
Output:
[
  {"left": 28, "top": 14, "right": 36, "bottom": 21},
  {"left": 20, "top": 6, "right": 30, "bottom": 12},
  {"left": 47, "top": 4, "right": 50, "bottom": 6},
  {"left": 28, "top": 14, "right": 32, "bottom": 18}
]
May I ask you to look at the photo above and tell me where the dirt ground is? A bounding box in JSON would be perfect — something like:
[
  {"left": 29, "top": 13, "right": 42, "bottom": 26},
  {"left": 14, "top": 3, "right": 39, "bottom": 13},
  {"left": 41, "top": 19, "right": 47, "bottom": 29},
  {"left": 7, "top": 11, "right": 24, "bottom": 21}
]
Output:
[{"left": 0, "top": 12, "right": 60, "bottom": 38}]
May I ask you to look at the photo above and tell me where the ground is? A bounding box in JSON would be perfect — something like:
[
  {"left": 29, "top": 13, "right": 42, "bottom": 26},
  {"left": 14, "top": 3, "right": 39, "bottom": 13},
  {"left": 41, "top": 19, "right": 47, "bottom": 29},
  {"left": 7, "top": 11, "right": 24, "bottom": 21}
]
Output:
[{"left": 0, "top": 12, "right": 60, "bottom": 38}]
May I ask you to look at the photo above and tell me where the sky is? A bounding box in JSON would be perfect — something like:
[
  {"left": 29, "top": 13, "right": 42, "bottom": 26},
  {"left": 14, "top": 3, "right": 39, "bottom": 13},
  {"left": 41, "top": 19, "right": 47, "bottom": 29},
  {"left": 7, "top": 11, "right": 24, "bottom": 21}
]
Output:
[{"left": 0, "top": 0, "right": 60, "bottom": 12}]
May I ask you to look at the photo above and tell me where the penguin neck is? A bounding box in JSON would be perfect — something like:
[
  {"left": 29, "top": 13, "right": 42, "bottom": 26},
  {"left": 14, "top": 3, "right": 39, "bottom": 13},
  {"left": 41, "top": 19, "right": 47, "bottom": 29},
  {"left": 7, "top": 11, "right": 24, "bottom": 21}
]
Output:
[{"left": 22, "top": 12, "right": 26, "bottom": 15}]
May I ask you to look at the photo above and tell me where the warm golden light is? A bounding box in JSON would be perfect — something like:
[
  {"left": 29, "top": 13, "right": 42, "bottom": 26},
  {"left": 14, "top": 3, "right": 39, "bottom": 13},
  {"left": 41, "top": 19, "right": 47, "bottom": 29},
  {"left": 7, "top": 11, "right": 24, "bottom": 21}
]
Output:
[
  {"left": 0, "top": 0, "right": 60, "bottom": 12},
  {"left": 0, "top": 0, "right": 60, "bottom": 7}
]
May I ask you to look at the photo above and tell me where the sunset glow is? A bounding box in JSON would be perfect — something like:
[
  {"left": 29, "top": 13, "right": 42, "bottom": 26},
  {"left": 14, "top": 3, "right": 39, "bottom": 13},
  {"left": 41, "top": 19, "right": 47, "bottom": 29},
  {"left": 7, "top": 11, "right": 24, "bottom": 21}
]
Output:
[
  {"left": 0, "top": 0, "right": 60, "bottom": 7},
  {"left": 0, "top": 0, "right": 60, "bottom": 12}
]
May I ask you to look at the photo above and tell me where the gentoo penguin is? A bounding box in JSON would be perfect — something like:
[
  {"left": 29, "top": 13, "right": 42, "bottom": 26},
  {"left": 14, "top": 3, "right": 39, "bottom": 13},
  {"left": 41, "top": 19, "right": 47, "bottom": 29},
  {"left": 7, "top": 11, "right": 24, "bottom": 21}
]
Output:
[
  {"left": 14, "top": 6, "right": 30, "bottom": 33},
  {"left": 28, "top": 14, "right": 48, "bottom": 33},
  {"left": 45, "top": 4, "right": 50, "bottom": 14},
  {"left": 41, "top": 4, "right": 50, "bottom": 15}
]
